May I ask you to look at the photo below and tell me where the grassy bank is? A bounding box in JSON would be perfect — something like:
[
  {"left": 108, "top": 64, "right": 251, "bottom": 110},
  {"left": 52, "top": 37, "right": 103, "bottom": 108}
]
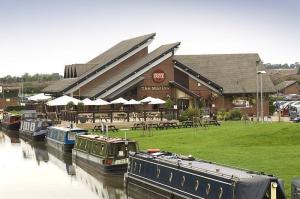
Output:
[{"left": 108, "top": 121, "right": 300, "bottom": 198}]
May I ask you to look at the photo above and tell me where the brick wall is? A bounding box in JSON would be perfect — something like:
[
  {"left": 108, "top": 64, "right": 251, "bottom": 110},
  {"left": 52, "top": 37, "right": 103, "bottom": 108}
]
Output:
[
  {"left": 282, "top": 83, "right": 300, "bottom": 95},
  {"left": 137, "top": 57, "right": 174, "bottom": 99},
  {"left": 0, "top": 98, "right": 19, "bottom": 109}
]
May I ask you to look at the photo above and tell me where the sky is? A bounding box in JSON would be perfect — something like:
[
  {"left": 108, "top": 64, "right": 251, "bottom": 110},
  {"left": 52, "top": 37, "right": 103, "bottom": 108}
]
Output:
[{"left": 0, "top": 0, "right": 299, "bottom": 77}]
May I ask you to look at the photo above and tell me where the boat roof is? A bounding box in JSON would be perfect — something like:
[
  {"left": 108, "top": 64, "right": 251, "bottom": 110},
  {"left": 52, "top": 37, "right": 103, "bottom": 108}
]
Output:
[
  {"left": 49, "top": 126, "right": 87, "bottom": 131},
  {"left": 133, "top": 152, "right": 274, "bottom": 181},
  {"left": 78, "top": 134, "right": 136, "bottom": 143}
]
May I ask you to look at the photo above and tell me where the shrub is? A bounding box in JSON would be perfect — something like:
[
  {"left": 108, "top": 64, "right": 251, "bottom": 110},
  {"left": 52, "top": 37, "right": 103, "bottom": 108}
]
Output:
[
  {"left": 165, "top": 99, "right": 174, "bottom": 109},
  {"left": 228, "top": 109, "right": 242, "bottom": 120},
  {"left": 66, "top": 101, "right": 75, "bottom": 110},
  {"left": 77, "top": 102, "right": 85, "bottom": 112},
  {"left": 179, "top": 108, "right": 203, "bottom": 121},
  {"left": 217, "top": 109, "right": 228, "bottom": 121}
]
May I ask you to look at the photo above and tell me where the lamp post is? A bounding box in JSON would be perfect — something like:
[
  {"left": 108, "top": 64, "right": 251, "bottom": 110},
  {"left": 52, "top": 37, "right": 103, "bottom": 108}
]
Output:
[{"left": 257, "top": 70, "right": 266, "bottom": 123}]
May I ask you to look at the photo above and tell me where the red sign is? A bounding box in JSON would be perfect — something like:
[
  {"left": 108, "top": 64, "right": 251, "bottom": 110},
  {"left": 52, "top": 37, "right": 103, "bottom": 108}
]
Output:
[{"left": 152, "top": 69, "right": 165, "bottom": 83}]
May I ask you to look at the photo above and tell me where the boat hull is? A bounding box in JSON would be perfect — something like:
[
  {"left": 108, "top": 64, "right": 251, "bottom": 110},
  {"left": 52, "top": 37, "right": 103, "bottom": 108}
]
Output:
[
  {"left": 72, "top": 149, "right": 127, "bottom": 175},
  {"left": 19, "top": 130, "right": 47, "bottom": 141},
  {"left": 1, "top": 122, "right": 21, "bottom": 131},
  {"left": 47, "top": 137, "right": 74, "bottom": 152}
]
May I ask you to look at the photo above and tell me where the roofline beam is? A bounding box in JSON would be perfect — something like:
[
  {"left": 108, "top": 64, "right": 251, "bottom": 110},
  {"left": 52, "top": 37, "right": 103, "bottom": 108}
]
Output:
[
  {"left": 174, "top": 64, "right": 223, "bottom": 95},
  {"left": 63, "top": 38, "right": 154, "bottom": 95},
  {"left": 96, "top": 51, "right": 174, "bottom": 99}
]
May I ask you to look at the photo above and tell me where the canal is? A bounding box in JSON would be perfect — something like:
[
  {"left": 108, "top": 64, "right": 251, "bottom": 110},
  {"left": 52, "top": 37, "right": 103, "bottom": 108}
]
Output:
[{"left": 0, "top": 130, "right": 131, "bottom": 199}]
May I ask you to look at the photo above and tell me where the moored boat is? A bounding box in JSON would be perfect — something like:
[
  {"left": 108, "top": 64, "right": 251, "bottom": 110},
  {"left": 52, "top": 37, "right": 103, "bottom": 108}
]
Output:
[
  {"left": 125, "top": 151, "right": 286, "bottom": 199},
  {"left": 72, "top": 135, "right": 138, "bottom": 175},
  {"left": 19, "top": 111, "right": 52, "bottom": 141},
  {"left": 0, "top": 114, "right": 21, "bottom": 131},
  {"left": 47, "top": 126, "right": 87, "bottom": 152}
]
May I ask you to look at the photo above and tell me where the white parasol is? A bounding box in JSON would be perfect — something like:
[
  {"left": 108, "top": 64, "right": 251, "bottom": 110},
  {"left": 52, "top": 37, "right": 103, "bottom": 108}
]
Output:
[
  {"left": 148, "top": 98, "right": 166, "bottom": 105},
  {"left": 46, "top": 95, "right": 81, "bottom": 106},
  {"left": 110, "top": 97, "right": 128, "bottom": 104},
  {"left": 28, "top": 93, "right": 51, "bottom": 102},
  {"left": 124, "top": 99, "right": 141, "bottom": 105},
  {"left": 93, "top": 98, "right": 110, "bottom": 106}
]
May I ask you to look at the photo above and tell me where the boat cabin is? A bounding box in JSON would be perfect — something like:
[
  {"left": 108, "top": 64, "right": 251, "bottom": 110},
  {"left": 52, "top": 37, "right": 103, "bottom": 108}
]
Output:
[
  {"left": 74, "top": 135, "right": 138, "bottom": 165},
  {"left": 47, "top": 127, "right": 88, "bottom": 145},
  {"left": 126, "top": 151, "right": 286, "bottom": 199}
]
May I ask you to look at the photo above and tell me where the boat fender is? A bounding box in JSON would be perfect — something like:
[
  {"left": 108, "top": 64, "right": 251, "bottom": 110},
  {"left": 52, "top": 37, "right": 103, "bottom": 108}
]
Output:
[{"left": 147, "top": 148, "right": 160, "bottom": 153}]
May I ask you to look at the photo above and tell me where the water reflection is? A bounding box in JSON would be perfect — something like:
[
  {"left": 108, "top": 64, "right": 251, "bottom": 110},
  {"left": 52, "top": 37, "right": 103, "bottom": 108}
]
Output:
[
  {"left": 47, "top": 146, "right": 75, "bottom": 175},
  {"left": 0, "top": 130, "right": 129, "bottom": 199},
  {"left": 22, "top": 141, "right": 49, "bottom": 165},
  {"left": 1, "top": 130, "right": 20, "bottom": 143},
  {"left": 74, "top": 159, "right": 125, "bottom": 199}
]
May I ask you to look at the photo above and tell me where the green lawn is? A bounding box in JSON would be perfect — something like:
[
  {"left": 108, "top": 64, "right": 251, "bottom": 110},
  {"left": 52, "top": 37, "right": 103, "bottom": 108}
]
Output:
[{"left": 107, "top": 121, "right": 300, "bottom": 198}]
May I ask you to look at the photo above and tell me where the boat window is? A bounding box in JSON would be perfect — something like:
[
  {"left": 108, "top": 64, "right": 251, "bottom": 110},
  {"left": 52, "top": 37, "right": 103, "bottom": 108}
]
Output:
[
  {"left": 68, "top": 132, "right": 76, "bottom": 141},
  {"left": 194, "top": 180, "right": 199, "bottom": 191},
  {"left": 99, "top": 143, "right": 105, "bottom": 156},
  {"left": 116, "top": 144, "right": 126, "bottom": 158},
  {"left": 206, "top": 183, "right": 211, "bottom": 195},
  {"left": 156, "top": 167, "right": 160, "bottom": 178},
  {"left": 127, "top": 143, "right": 137, "bottom": 152},
  {"left": 218, "top": 187, "right": 223, "bottom": 199},
  {"left": 169, "top": 172, "right": 173, "bottom": 183},
  {"left": 181, "top": 176, "right": 185, "bottom": 187},
  {"left": 139, "top": 163, "right": 141, "bottom": 173},
  {"left": 57, "top": 130, "right": 64, "bottom": 142},
  {"left": 80, "top": 139, "right": 86, "bottom": 150},
  {"left": 91, "top": 142, "right": 98, "bottom": 154},
  {"left": 75, "top": 138, "right": 80, "bottom": 148}
]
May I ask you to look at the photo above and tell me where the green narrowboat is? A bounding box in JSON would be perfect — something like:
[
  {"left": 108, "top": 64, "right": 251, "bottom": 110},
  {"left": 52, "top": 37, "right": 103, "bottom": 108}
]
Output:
[{"left": 72, "top": 135, "right": 138, "bottom": 175}]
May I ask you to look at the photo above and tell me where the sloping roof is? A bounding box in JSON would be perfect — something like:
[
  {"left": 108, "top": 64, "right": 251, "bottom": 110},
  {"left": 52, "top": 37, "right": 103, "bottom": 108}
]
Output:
[
  {"left": 42, "top": 78, "right": 78, "bottom": 93},
  {"left": 65, "top": 64, "right": 96, "bottom": 78},
  {"left": 43, "top": 33, "right": 155, "bottom": 94},
  {"left": 169, "top": 81, "right": 201, "bottom": 98},
  {"left": 174, "top": 54, "right": 276, "bottom": 94},
  {"left": 275, "top": 80, "right": 297, "bottom": 91},
  {"left": 82, "top": 42, "right": 180, "bottom": 98},
  {"left": 105, "top": 76, "right": 144, "bottom": 100}
]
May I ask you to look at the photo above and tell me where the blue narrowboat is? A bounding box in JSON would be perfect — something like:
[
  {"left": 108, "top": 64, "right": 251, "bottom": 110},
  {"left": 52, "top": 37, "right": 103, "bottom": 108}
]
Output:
[
  {"left": 47, "top": 126, "right": 87, "bottom": 152},
  {"left": 125, "top": 151, "right": 286, "bottom": 199}
]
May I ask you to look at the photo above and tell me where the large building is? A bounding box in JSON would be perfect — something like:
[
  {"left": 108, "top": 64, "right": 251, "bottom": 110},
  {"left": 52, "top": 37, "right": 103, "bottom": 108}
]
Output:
[{"left": 43, "top": 33, "right": 275, "bottom": 115}]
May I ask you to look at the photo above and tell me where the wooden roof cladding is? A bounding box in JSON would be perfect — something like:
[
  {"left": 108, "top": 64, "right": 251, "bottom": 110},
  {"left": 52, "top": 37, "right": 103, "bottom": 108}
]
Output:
[
  {"left": 85, "top": 42, "right": 180, "bottom": 98},
  {"left": 174, "top": 54, "right": 276, "bottom": 94},
  {"left": 43, "top": 33, "right": 156, "bottom": 94}
]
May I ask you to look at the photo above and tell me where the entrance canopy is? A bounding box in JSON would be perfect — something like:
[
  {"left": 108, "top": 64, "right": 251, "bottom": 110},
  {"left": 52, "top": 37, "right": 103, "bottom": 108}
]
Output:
[{"left": 47, "top": 95, "right": 81, "bottom": 106}]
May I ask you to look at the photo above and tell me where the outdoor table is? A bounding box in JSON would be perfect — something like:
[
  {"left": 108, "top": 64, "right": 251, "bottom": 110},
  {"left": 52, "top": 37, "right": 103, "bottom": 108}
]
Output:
[
  {"left": 204, "top": 119, "right": 221, "bottom": 126},
  {"left": 181, "top": 120, "right": 194, "bottom": 128}
]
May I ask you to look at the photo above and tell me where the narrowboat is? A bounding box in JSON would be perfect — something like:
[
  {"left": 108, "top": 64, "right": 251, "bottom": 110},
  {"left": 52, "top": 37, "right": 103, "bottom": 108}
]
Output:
[
  {"left": 72, "top": 135, "right": 138, "bottom": 175},
  {"left": 47, "top": 126, "right": 87, "bottom": 152},
  {"left": 19, "top": 118, "right": 52, "bottom": 141},
  {"left": 0, "top": 114, "right": 21, "bottom": 131},
  {"left": 125, "top": 151, "right": 286, "bottom": 199}
]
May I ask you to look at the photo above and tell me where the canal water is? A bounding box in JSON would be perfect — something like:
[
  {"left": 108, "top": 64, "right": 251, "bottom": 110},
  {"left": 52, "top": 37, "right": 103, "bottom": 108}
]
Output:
[{"left": 0, "top": 130, "right": 133, "bottom": 199}]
